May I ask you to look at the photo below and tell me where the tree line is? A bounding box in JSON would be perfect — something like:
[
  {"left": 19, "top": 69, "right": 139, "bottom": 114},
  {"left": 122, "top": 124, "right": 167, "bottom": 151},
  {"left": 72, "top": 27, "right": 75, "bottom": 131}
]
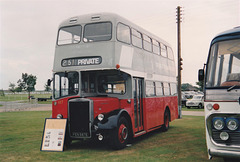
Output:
[{"left": 8, "top": 73, "right": 51, "bottom": 100}]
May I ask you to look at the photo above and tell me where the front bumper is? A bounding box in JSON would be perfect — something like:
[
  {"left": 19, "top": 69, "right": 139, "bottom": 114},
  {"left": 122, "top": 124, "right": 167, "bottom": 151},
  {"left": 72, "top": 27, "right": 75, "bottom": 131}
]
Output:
[{"left": 209, "top": 148, "right": 240, "bottom": 159}]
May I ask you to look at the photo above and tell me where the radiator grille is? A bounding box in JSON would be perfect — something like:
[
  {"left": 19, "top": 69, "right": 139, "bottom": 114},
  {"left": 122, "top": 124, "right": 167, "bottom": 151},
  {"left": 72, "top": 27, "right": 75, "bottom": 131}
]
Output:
[
  {"left": 69, "top": 100, "right": 91, "bottom": 138},
  {"left": 212, "top": 130, "right": 240, "bottom": 146}
]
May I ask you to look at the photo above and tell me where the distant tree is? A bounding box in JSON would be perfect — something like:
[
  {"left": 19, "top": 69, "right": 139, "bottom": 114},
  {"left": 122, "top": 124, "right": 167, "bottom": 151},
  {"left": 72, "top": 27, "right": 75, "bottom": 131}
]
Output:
[
  {"left": 15, "top": 87, "right": 23, "bottom": 93},
  {"left": 196, "top": 81, "right": 204, "bottom": 91},
  {"left": 44, "top": 83, "right": 52, "bottom": 92},
  {"left": 17, "top": 79, "right": 25, "bottom": 91},
  {"left": 0, "top": 89, "right": 5, "bottom": 96},
  {"left": 17, "top": 73, "right": 37, "bottom": 101},
  {"left": 9, "top": 82, "right": 16, "bottom": 93},
  {"left": 181, "top": 83, "right": 192, "bottom": 91},
  {"left": 181, "top": 83, "right": 198, "bottom": 91}
]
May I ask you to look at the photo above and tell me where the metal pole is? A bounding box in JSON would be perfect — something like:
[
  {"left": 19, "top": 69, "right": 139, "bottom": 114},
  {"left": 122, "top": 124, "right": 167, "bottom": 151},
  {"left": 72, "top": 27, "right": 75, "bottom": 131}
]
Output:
[{"left": 177, "top": 6, "right": 182, "bottom": 118}]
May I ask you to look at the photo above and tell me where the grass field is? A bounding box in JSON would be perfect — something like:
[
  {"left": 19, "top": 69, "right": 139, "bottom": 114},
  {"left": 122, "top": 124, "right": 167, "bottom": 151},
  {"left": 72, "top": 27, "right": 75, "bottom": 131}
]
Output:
[{"left": 0, "top": 111, "right": 224, "bottom": 162}]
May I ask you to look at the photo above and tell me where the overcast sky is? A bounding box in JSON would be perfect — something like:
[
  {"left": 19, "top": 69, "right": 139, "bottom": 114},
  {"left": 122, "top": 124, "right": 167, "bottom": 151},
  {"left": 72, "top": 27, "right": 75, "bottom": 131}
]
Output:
[{"left": 0, "top": 0, "right": 239, "bottom": 90}]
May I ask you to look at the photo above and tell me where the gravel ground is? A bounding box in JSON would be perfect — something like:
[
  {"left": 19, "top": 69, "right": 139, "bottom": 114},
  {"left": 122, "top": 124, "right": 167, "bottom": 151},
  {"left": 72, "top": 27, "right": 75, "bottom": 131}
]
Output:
[{"left": 0, "top": 102, "right": 51, "bottom": 112}]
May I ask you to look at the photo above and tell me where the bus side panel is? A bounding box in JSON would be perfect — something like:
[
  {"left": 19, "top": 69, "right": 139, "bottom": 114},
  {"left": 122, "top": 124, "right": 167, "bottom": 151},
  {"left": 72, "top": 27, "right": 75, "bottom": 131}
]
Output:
[
  {"left": 168, "top": 96, "right": 178, "bottom": 121},
  {"left": 155, "top": 97, "right": 165, "bottom": 126},
  {"left": 144, "top": 98, "right": 157, "bottom": 130},
  {"left": 144, "top": 96, "right": 178, "bottom": 131}
]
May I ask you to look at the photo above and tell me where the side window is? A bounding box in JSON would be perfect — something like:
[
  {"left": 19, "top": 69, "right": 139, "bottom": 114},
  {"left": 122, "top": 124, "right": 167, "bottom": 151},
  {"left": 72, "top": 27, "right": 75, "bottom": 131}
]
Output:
[
  {"left": 131, "top": 29, "right": 142, "bottom": 48},
  {"left": 161, "top": 43, "right": 168, "bottom": 57},
  {"left": 143, "top": 34, "right": 152, "bottom": 52},
  {"left": 167, "top": 47, "right": 174, "bottom": 60},
  {"left": 163, "top": 82, "right": 170, "bottom": 95},
  {"left": 117, "top": 23, "right": 131, "bottom": 44},
  {"left": 152, "top": 39, "right": 160, "bottom": 55},
  {"left": 54, "top": 75, "right": 60, "bottom": 98},
  {"left": 170, "top": 83, "right": 177, "bottom": 95},
  {"left": 156, "top": 82, "right": 163, "bottom": 96},
  {"left": 146, "top": 81, "right": 155, "bottom": 97}
]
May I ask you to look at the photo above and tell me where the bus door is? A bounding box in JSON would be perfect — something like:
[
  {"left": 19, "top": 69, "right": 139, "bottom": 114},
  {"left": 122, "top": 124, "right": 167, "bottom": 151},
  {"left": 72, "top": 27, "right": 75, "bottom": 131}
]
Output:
[{"left": 133, "top": 78, "right": 144, "bottom": 132}]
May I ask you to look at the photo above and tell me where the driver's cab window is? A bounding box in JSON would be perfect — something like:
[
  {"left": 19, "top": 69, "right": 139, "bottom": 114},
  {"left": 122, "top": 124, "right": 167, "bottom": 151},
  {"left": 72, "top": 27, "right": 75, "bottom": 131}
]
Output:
[
  {"left": 98, "top": 75, "right": 126, "bottom": 94},
  {"left": 81, "top": 72, "right": 96, "bottom": 93}
]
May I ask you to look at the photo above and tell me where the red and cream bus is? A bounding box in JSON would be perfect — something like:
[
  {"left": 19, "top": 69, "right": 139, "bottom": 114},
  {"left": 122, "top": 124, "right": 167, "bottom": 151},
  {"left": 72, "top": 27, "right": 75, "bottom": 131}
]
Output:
[
  {"left": 50, "top": 13, "right": 178, "bottom": 149},
  {"left": 199, "top": 27, "right": 240, "bottom": 159}
]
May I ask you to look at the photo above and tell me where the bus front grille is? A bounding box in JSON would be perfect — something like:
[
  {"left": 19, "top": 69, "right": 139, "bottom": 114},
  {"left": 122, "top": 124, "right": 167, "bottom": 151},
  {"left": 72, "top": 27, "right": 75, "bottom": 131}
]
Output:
[
  {"left": 68, "top": 99, "right": 91, "bottom": 138},
  {"left": 212, "top": 130, "right": 240, "bottom": 146}
]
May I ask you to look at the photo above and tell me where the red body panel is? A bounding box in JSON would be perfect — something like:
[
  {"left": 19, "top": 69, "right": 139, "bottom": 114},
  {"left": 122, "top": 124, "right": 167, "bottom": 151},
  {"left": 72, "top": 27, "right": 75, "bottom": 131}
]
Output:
[
  {"left": 87, "top": 97, "right": 120, "bottom": 118},
  {"left": 52, "top": 95, "right": 178, "bottom": 136},
  {"left": 143, "top": 96, "right": 178, "bottom": 132}
]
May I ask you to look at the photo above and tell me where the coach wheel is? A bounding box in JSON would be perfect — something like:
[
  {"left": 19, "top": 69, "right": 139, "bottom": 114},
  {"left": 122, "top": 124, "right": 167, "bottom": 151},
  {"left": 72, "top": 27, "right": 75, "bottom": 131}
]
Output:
[
  {"left": 111, "top": 117, "right": 129, "bottom": 150},
  {"left": 162, "top": 110, "right": 170, "bottom": 132},
  {"left": 198, "top": 104, "right": 203, "bottom": 109}
]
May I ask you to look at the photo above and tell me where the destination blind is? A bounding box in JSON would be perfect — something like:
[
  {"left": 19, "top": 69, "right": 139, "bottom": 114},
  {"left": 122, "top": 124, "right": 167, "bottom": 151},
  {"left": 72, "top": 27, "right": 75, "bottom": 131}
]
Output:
[{"left": 61, "top": 56, "right": 102, "bottom": 67}]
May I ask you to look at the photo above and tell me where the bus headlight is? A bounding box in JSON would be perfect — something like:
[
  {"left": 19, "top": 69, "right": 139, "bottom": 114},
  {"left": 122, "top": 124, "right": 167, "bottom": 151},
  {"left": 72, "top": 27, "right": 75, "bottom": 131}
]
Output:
[
  {"left": 57, "top": 114, "right": 63, "bottom": 119},
  {"left": 98, "top": 114, "right": 104, "bottom": 121},
  {"left": 227, "top": 119, "right": 239, "bottom": 131},
  {"left": 213, "top": 118, "right": 224, "bottom": 130},
  {"left": 220, "top": 132, "right": 229, "bottom": 141}
]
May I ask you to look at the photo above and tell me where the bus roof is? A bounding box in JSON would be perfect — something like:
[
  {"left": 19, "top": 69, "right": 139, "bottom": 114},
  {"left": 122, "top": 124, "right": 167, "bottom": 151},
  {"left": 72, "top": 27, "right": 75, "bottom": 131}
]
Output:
[
  {"left": 211, "top": 26, "right": 240, "bottom": 45},
  {"left": 58, "top": 12, "right": 171, "bottom": 47}
]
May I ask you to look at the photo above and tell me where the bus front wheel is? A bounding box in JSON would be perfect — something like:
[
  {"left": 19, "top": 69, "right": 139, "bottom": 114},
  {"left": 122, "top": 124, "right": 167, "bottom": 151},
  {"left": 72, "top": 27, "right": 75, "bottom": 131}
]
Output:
[{"left": 110, "top": 116, "right": 129, "bottom": 150}]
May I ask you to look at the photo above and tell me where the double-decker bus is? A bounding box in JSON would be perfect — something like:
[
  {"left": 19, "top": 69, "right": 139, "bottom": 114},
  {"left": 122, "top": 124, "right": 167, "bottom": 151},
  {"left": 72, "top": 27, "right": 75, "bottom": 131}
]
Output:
[
  {"left": 50, "top": 13, "right": 178, "bottom": 149},
  {"left": 199, "top": 27, "right": 240, "bottom": 159}
]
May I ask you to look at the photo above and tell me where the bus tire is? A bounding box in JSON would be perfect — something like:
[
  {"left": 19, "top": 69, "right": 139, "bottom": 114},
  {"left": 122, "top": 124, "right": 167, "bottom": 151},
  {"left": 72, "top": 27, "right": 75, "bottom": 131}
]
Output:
[
  {"left": 110, "top": 116, "right": 129, "bottom": 150},
  {"left": 198, "top": 104, "right": 203, "bottom": 109},
  {"left": 162, "top": 110, "right": 170, "bottom": 132}
]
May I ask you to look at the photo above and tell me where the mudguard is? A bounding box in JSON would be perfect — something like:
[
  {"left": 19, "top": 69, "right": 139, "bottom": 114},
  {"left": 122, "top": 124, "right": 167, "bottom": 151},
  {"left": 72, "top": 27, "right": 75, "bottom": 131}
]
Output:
[{"left": 96, "top": 109, "right": 128, "bottom": 130}]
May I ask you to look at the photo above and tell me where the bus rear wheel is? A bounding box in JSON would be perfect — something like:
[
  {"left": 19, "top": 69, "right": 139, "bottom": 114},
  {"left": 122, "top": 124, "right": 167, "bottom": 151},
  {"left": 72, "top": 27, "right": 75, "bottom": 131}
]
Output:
[
  {"left": 162, "top": 110, "right": 170, "bottom": 132},
  {"left": 110, "top": 117, "right": 129, "bottom": 150}
]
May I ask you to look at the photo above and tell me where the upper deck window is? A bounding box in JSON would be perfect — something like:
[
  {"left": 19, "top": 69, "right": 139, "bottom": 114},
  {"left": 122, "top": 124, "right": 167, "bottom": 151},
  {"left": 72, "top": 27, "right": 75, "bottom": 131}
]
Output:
[
  {"left": 152, "top": 39, "right": 160, "bottom": 55},
  {"left": 57, "top": 25, "right": 82, "bottom": 45},
  {"left": 132, "top": 29, "right": 142, "bottom": 48},
  {"left": 167, "top": 47, "right": 174, "bottom": 60},
  {"left": 83, "top": 22, "right": 112, "bottom": 42},
  {"left": 117, "top": 23, "right": 131, "bottom": 44},
  {"left": 143, "top": 34, "right": 152, "bottom": 52},
  {"left": 160, "top": 43, "right": 168, "bottom": 57}
]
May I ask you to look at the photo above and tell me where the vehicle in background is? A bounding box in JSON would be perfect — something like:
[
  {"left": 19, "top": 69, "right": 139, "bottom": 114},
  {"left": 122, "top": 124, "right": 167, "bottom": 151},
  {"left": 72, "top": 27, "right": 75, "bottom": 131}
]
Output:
[
  {"left": 199, "top": 27, "right": 240, "bottom": 159},
  {"left": 186, "top": 94, "right": 204, "bottom": 109},
  {"left": 181, "top": 92, "right": 187, "bottom": 107},
  {"left": 37, "top": 96, "right": 52, "bottom": 101},
  {"left": 184, "top": 91, "right": 196, "bottom": 99}
]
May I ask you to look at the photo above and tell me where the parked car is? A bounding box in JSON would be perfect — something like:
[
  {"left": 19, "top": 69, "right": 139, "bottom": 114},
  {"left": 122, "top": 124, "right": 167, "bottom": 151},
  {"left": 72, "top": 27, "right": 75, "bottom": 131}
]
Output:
[
  {"left": 186, "top": 94, "right": 204, "bottom": 109},
  {"left": 181, "top": 93, "right": 187, "bottom": 107},
  {"left": 184, "top": 91, "right": 197, "bottom": 99}
]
